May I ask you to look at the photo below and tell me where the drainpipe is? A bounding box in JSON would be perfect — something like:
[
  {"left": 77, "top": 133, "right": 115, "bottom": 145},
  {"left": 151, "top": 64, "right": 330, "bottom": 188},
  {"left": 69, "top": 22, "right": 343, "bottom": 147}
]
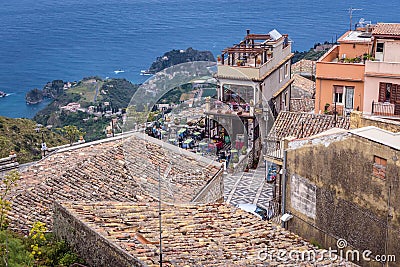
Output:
[{"left": 281, "top": 149, "right": 287, "bottom": 228}]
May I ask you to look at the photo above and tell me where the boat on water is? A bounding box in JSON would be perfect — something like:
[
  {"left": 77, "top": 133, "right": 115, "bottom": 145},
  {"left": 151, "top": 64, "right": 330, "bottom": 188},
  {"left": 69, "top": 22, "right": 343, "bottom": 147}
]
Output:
[
  {"left": 114, "top": 69, "right": 125, "bottom": 74},
  {"left": 0, "top": 91, "right": 6, "bottom": 97},
  {"left": 140, "top": 70, "right": 153, "bottom": 76}
]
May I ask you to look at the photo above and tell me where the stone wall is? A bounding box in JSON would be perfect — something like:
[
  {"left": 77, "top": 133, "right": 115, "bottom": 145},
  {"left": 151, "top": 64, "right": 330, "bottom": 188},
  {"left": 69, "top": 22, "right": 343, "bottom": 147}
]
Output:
[
  {"left": 350, "top": 111, "right": 400, "bottom": 132},
  {"left": 285, "top": 135, "right": 400, "bottom": 267},
  {"left": 192, "top": 168, "right": 224, "bottom": 203},
  {"left": 53, "top": 202, "right": 144, "bottom": 267}
]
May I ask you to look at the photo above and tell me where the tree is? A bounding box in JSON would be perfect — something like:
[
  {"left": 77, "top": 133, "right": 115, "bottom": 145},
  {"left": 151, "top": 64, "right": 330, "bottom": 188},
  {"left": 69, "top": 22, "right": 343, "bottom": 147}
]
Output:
[{"left": 59, "top": 125, "right": 85, "bottom": 145}]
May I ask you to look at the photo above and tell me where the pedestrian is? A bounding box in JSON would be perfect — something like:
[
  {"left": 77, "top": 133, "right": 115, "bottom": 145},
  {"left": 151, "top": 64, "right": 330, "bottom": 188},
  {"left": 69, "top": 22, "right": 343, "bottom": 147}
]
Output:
[{"left": 226, "top": 152, "right": 231, "bottom": 167}]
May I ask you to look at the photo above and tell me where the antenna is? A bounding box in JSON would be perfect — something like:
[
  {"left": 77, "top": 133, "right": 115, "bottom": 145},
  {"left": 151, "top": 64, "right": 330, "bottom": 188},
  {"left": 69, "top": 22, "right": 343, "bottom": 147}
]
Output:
[
  {"left": 357, "top": 18, "right": 372, "bottom": 29},
  {"left": 346, "top": 7, "right": 362, "bottom": 30}
]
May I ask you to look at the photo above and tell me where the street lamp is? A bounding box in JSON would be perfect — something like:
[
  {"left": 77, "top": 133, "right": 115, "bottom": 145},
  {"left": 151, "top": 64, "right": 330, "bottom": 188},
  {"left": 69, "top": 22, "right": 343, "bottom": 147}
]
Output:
[{"left": 41, "top": 131, "right": 47, "bottom": 158}]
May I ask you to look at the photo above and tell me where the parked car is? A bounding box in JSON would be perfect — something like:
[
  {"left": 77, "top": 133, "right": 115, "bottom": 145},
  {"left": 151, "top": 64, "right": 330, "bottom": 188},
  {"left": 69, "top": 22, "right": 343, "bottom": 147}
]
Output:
[{"left": 236, "top": 203, "right": 274, "bottom": 221}]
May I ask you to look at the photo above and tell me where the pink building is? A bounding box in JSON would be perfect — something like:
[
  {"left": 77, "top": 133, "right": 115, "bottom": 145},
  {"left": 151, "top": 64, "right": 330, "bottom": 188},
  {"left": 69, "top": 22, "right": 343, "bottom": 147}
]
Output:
[{"left": 364, "top": 23, "right": 400, "bottom": 117}]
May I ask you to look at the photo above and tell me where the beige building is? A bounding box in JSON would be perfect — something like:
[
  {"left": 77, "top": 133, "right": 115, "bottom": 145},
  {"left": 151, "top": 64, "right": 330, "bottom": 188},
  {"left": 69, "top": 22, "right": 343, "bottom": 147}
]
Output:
[
  {"left": 205, "top": 29, "right": 294, "bottom": 167},
  {"left": 364, "top": 23, "right": 400, "bottom": 117}
]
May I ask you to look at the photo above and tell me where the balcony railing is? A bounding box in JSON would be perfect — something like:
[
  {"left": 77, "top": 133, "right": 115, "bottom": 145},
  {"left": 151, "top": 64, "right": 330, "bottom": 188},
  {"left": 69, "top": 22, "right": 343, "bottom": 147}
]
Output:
[
  {"left": 324, "top": 104, "right": 348, "bottom": 116},
  {"left": 371, "top": 101, "right": 400, "bottom": 117},
  {"left": 265, "top": 140, "right": 283, "bottom": 160}
]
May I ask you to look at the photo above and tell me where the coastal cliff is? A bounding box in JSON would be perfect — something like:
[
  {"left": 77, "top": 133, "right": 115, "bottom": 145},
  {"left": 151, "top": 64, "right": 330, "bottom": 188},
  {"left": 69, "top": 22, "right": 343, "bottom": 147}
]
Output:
[
  {"left": 26, "top": 80, "right": 70, "bottom": 104},
  {"left": 148, "top": 47, "right": 215, "bottom": 73}
]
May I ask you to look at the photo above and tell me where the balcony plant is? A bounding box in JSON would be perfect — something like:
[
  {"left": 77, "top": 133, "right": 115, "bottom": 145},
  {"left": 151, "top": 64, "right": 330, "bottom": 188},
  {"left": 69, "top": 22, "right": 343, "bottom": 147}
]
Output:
[
  {"left": 363, "top": 53, "right": 375, "bottom": 61},
  {"left": 232, "top": 154, "right": 239, "bottom": 163},
  {"left": 241, "top": 146, "right": 247, "bottom": 155}
]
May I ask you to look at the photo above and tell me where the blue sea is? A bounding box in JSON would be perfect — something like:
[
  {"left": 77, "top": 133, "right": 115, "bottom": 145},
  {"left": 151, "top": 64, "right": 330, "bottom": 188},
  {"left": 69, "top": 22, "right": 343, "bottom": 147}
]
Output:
[{"left": 0, "top": 0, "right": 398, "bottom": 118}]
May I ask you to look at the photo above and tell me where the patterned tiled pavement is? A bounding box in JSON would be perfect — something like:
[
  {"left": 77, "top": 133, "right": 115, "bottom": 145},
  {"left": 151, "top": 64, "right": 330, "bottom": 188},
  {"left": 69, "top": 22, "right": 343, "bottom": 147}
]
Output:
[{"left": 224, "top": 163, "right": 275, "bottom": 209}]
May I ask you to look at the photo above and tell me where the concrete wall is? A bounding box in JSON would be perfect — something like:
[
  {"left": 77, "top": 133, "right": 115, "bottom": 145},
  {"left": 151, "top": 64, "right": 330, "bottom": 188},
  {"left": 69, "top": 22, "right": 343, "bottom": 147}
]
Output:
[
  {"left": 285, "top": 135, "right": 400, "bottom": 267},
  {"left": 338, "top": 42, "right": 371, "bottom": 59},
  {"left": 53, "top": 202, "right": 144, "bottom": 267},
  {"left": 381, "top": 40, "right": 400, "bottom": 63}
]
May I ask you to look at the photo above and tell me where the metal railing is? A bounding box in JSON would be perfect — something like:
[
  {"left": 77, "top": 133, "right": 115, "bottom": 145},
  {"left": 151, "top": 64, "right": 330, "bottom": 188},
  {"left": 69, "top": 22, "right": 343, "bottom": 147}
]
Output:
[
  {"left": 371, "top": 101, "right": 400, "bottom": 117},
  {"left": 265, "top": 140, "right": 282, "bottom": 160}
]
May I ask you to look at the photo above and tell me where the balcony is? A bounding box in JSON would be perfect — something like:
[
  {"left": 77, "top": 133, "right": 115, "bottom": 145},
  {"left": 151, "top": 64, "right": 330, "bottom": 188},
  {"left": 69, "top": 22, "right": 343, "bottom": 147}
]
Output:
[
  {"left": 316, "top": 59, "right": 365, "bottom": 81},
  {"left": 217, "top": 42, "right": 292, "bottom": 81},
  {"left": 365, "top": 61, "right": 400, "bottom": 77},
  {"left": 204, "top": 100, "right": 253, "bottom": 118},
  {"left": 317, "top": 45, "right": 366, "bottom": 81},
  {"left": 371, "top": 101, "right": 400, "bottom": 117}
]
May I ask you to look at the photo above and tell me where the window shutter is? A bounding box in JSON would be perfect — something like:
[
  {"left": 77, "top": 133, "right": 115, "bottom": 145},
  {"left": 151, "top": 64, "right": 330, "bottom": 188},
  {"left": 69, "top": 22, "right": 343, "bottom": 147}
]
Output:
[
  {"left": 334, "top": 86, "right": 343, "bottom": 94},
  {"left": 378, "top": 82, "right": 386, "bottom": 102},
  {"left": 391, "top": 84, "right": 400, "bottom": 103}
]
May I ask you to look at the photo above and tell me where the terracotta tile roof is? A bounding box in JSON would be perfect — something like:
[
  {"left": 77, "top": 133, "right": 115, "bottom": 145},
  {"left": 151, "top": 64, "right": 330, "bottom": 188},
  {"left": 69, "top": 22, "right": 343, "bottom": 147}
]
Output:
[
  {"left": 57, "top": 201, "right": 354, "bottom": 266},
  {"left": 0, "top": 154, "right": 18, "bottom": 173},
  {"left": 9, "top": 134, "right": 221, "bottom": 231},
  {"left": 292, "top": 74, "right": 315, "bottom": 98},
  {"left": 372, "top": 23, "right": 400, "bottom": 37},
  {"left": 291, "top": 59, "right": 315, "bottom": 75},
  {"left": 290, "top": 98, "right": 315, "bottom": 113},
  {"left": 268, "top": 111, "right": 350, "bottom": 141}
]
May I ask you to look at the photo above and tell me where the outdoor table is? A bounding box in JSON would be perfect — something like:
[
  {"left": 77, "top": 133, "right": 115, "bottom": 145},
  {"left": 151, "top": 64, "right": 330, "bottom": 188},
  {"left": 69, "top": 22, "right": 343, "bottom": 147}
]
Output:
[
  {"left": 193, "top": 131, "right": 201, "bottom": 140},
  {"left": 169, "top": 138, "right": 176, "bottom": 144},
  {"left": 184, "top": 138, "right": 193, "bottom": 144},
  {"left": 183, "top": 138, "right": 194, "bottom": 149}
]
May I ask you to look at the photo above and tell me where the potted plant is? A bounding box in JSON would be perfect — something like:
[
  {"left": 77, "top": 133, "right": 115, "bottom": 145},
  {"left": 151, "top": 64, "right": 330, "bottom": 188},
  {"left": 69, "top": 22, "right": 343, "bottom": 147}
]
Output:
[
  {"left": 256, "top": 59, "right": 261, "bottom": 64},
  {"left": 324, "top": 103, "right": 330, "bottom": 114},
  {"left": 232, "top": 154, "right": 239, "bottom": 163},
  {"left": 241, "top": 146, "right": 247, "bottom": 155}
]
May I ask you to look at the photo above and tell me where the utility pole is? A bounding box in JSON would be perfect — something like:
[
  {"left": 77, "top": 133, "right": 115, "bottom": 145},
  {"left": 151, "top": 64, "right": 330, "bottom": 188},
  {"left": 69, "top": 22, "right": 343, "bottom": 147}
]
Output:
[
  {"left": 347, "top": 7, "right": 362, "bottom": 31},
  {"left": 158, "top": 166, "right": 163, "bottom": 267}
]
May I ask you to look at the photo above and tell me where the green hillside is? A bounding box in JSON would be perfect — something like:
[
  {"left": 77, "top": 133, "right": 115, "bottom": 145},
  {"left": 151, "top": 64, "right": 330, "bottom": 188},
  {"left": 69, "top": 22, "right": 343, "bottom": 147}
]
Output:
[{"left": 0, "top": 116, "right": 68, "bottom": 163}]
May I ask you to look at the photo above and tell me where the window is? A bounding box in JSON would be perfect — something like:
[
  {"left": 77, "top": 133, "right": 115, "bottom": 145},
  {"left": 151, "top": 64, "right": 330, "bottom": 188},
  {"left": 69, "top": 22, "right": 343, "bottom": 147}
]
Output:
[
  {"left": 376, "top": 43, "right": 384, "bottom": 53},
  {"left": 345, "top": 87, "right": 354, "bottom": 109},
  {"left": 333, "top": 86, "right": 344, "bottom": 104},
  {"left": 285, "top": 63, "right": 289, "bottom": 78},
  {"left": 373, "top": 156, "right": 387, "bottom": 179},
  {"left": 279, "top": 67, "right": 283, "bottom": 82},
  {"left": 378, "top": 82, "right": 400, "bottom": 103}
]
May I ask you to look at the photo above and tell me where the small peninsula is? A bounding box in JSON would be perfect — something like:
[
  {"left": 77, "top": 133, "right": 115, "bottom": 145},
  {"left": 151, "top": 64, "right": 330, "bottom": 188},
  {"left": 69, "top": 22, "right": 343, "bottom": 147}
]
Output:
[{"left": 147, "top": 47, "right": 215, "bottom": 73}]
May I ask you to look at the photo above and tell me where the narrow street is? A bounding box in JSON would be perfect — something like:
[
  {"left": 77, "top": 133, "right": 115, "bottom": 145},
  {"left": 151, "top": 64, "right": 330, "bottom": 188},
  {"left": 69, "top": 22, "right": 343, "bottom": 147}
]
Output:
[{"left": 224, "top": 163, "right": 275, "bottom": 209}]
